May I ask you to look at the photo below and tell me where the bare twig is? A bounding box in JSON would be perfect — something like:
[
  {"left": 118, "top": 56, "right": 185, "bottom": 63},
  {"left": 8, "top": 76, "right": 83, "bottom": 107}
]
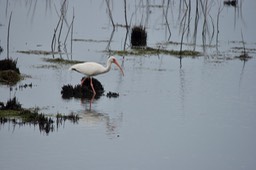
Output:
[
  {"left": 124, "top": 0, "right": 128, "bottom": 29},
  {"left": 123, "top": 0, "right": 129, "bottom": 50},
  {"left": 105, "top": 0, "right": 115, "bottom": 30},
  {"left": 51, "top": 14, "right": 62, "bottom": 58},
  {"left": 216, "top": 1, "right": 223, "bottom": 48},
  {"left": 7, "top": 12, "right": 12, "bottom": 59},
  {"left": 164, "top": 0, "right": 171, "bottom": 41},
  {"left": 64, "top": 13, "right": 75, "bottom": 45},
  {"left": 193, "top": 0, "right": 199, "bottom": 50},
  {"left": 71, "top": 8, "right": 74, "bottom": 60}
]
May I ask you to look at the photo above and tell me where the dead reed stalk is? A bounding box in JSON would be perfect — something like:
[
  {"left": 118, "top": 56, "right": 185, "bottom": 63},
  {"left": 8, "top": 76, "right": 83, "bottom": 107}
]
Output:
[
  {"left": 105, "top": 0, "right": 115, "bottom": 30},
  {"left": 7, "top": 12, "right": 12, "bottom": 59}
]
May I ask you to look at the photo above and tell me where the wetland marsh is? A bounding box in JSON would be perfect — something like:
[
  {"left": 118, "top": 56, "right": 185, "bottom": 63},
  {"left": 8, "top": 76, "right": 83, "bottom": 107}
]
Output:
[{"left": 0, "top": 0, "right": 256, "bottom": 170}]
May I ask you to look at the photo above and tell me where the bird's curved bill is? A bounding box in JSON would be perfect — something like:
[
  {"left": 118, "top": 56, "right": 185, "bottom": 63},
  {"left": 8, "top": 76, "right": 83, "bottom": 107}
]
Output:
[{"left": 114, "top": 60, "right": 124, "bottom": 76}]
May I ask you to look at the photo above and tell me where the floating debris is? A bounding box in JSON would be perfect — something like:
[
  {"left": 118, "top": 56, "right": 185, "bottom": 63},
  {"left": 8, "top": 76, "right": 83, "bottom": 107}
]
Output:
[
  {"left": 106, "top": 91, "right": 119, "bottom": 98},
  {"left": 18, "top": 83, "right": 33, "bottom": 89},
  {"left": 61, "top": 77, "right": 104, "bottom": 99}
]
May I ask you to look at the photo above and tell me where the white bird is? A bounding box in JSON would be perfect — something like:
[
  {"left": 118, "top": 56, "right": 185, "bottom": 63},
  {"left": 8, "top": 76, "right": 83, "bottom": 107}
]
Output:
[{"left": 69, "top": 56, "right": 124, "bottom": 95}]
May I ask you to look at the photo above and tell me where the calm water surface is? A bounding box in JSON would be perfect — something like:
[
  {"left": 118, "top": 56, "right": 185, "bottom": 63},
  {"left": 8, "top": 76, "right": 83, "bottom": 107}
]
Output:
[{"left": 0, "top": 1, "right": 256, "bottom": 170}]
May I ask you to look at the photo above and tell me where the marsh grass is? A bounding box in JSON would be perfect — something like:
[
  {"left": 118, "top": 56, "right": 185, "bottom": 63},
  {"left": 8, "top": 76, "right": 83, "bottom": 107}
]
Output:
[
  {"left": 43, "top": 58, "right": 83, "bottom": 65},
  {"left": 17, "top": 50, "right": 59, "bottom": 55},
  {"left": 0, "top": 97, "right": 80, "bottom": 134},
  {"left": 0, "top": 58, "right": 22, "bottom": 84},
  {"left": 109, "top": 47, "right": 201, "bottom": 57}
]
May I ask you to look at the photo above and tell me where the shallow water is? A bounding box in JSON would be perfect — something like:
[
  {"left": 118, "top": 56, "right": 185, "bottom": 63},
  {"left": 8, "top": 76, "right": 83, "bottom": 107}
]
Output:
[{"left": 1, "top": 1, "right": 256, "bottom": 170}]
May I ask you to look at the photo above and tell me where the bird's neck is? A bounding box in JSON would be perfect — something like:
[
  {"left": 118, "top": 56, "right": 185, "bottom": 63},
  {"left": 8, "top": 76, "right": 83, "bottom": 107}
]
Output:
[{"left": 103, "top": 60, "right": 112, "bottom": 73}]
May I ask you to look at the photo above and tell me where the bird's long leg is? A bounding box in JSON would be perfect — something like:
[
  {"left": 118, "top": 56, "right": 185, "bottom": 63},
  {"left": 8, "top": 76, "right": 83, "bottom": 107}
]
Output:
[
  {"left": 81, "top": 77, "right": 88, "bottom": 86},
  {"left": 89, "top": 77, "right": 96, "bottom": 110},
  {"left": 90, "top": 77, "right": 96, "bottom": 95}
]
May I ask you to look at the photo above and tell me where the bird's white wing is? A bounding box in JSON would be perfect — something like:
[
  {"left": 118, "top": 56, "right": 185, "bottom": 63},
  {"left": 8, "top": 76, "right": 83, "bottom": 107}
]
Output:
[{"left": 70, "top": 62, "right": 106, "bottom": 76}]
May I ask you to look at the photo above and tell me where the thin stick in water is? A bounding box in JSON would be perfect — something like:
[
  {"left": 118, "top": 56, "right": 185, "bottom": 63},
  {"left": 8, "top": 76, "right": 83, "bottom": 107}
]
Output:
[{"left": 7, "top": 12, "right": 12, "bottom": 59}]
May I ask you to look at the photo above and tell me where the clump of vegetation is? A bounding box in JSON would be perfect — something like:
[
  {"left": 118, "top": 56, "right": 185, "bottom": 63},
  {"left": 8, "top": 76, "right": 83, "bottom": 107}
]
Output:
[
  {"left": 0, "top": 97, "right": 80, "bottom": 134},
  {"left": 1, "top": 97, "right": 22, "bottom": 110},
  {"left": 0, "top": 97, "right": 53, "bottom": 133},
  {"left": 0, "top": 58, "right": 22, "bottom": 84},
  {"left": 224, "top": 0, "right": 237, "bottom": 7},
  {"left": 61, "top": 78, "right": 104, "bottom": 99},
  {"left": 131, "top": 26, "right": 147, "bottom": 47},
  {"left": 0, "top": 58, "right": 20, "bottom": 73},
  {"left": 0, "top": 70, "right": 21, "bottom": 84}
]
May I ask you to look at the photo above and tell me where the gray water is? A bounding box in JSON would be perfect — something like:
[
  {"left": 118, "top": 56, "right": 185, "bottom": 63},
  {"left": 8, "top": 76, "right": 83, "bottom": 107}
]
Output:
[{"left": 1, "top": 1, "right": 256, "bottom": 170}]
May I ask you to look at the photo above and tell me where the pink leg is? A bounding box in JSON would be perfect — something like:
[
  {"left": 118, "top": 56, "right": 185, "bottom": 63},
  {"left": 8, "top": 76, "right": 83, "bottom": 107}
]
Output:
[
  {"left": 89, "top": 77, "right": 96, "bottom": 110},
  {"left": 90, "top": 77, "right": 96, "bottom": 95},
  {"left": 81, "top": 77, "right": 88, "bottom": 86}
]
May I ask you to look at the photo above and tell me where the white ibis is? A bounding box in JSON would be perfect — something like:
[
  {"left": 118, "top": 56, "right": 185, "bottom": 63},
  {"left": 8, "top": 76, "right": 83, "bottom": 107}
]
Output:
[{"left": 69, "top": 56, "right": 124, "bottom": 95}]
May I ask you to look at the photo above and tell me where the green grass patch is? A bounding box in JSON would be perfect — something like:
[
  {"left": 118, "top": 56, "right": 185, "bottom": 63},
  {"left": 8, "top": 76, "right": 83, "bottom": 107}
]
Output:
[
  {"left": 43, "top": 58, "right": 83, "bottom": 65},
  {"left": 17, "top": 50, "right": 59, "bottom": 55},
  {"left": 109, "top": 47, "right": 201, "bottom": 57}
]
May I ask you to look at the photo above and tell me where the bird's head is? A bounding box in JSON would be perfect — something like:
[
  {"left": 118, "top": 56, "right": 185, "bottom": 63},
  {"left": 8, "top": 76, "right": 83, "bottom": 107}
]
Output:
[{"left": 109, "top": 56, "right": 124, "bottom": 76}]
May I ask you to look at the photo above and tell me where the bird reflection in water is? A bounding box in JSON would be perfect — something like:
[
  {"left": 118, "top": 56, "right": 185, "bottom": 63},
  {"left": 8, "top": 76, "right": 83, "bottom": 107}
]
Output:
[{"left": 82, "top": 109, "right": 123, "bottom": 138}]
